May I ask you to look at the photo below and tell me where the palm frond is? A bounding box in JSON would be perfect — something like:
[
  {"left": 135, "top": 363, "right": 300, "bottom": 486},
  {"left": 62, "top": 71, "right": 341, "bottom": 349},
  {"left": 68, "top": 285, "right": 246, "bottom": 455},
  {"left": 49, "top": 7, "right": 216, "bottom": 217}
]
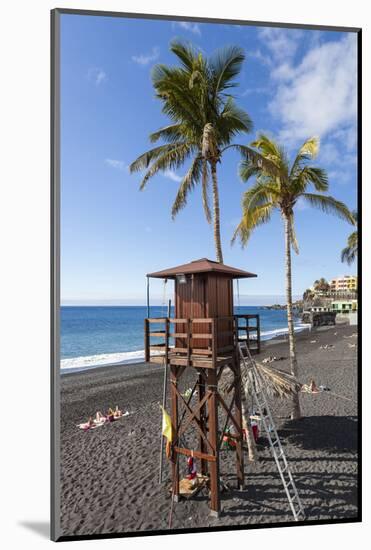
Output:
[
  {"left": 170, "top": 40, "right": 198, "bottom": 72},
  {"left": 171, "top": 156, "right": 202, "bottom": 218},
  {"left": 341, "top": 230, "right": 358, "bottom": 265},
  {"left": 290, "top": 136, "right": 319, "bottom": 175},
  {"left": 341, "top": 246, "right": 357, "bottom": 265},
  {"left": 138, "top": 143, "right": 192, "bottom": 190},
  {"left": 238, "top": 160, "right": 261, "bottom": 182},
  {"left": 130, "top": 142, "right": 188, "bottom": 173},
  {"left": 292, "top": 166, "right": 329, "bottom": 193},
  {"left": 288, "top": 215, "right": 299, "bottom": 254},
  {"left": 242, "top": 362, "right": 302, "bottom": 399},
  {"left": 149, "top": 124, "right": 186, "bottom": 143},
  {"left": 232, "top": 202, "right": 274, "bottom": 245},
  {"left": 250, "top": 134, "right": 282, "bottom": 162},
  {"left": 210, "top": 45, "right": 245, "bottom": 95},
  {"left": 201, "top": 160, "right": 211, "bottom": 224},
  {"left": 241, "top": 181, "right": 279, "bottom": 210},
  {"left": 227, "top": 144, "right": 282, "bottom": 178},
  {"left": 219, "top": 97, "right": 253, "bottom": 135},
  {"left": 301, "top": 193, "right": 355, "bottom": 224}
]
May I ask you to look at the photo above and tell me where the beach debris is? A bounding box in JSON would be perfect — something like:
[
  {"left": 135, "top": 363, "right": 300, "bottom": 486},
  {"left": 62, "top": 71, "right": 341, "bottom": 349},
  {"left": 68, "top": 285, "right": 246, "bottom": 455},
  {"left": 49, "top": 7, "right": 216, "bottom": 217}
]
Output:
[
  {"left": 319, "top": 344, "right": 335, "bottom": 350},
  {"left": 301, "top": 379, "right": 320, "bottom": 394},
  {"left": 261, "top": 356, "right": 286, "bottom": 364},
  {"left": 301, "top": 380, "right": 332, "bottom": 394},
  {"left": 343, "top": 333, "right": 357, "bottom": 339},
  {"left": 334, "top": 332, "right": 338, "bottom": 336},
  {"left": 310, "top": 340, "right": 317, "bottom": 344},
  {"left": 220, "top": 476, "right": 231, "bottom": 491},
  {"left": 186, "top": 456, "right": 197, "bottom": 480},
  {"left": 348, "top": 343, "right": 357, "bottom": 348},
  {"left": 221, "top": 427, "right": 238, "bottom": 450},
  {"left": 182, "top": 387, "right": 198, "bottom": 399}
]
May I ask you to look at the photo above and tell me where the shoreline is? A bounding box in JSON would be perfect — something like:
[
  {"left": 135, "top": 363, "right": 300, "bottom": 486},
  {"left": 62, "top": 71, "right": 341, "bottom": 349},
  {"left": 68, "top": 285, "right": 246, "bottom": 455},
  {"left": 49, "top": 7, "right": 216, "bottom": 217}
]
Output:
[
  {"left": 60, "top": 321, "right": 313, "bottom": 375},
  {"left": 60, "top": 323, "right": 358, "bottom": 536}
]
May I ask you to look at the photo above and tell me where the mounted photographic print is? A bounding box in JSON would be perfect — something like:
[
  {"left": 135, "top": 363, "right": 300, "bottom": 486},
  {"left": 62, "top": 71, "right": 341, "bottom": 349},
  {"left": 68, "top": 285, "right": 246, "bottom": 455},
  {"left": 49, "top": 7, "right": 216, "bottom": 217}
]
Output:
[{"left": 51, "top": 8, "right": 361, "bottom": 542}]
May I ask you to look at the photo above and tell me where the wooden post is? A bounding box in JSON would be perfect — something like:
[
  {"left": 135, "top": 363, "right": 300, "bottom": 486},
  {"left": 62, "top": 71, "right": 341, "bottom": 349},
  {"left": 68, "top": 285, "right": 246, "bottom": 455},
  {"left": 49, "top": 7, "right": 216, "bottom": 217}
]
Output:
[
  {"left": 144, "top": 318, "right": 149, "bottom": 362},
  {"left": 146, "top": 276, "right": 150, "bottom": 318},
  {"left": 209, "top": 319, "right": 220, "bottom": 516},
  {"left": 256, "top": 314, "right": 261, "bottom": 354},
  {"left": 197, "top": 369, "right": 208, "bottom": 475},
  {"left": 187, "top": 318, "right": 191, "bottom": 367},
  {"left": 170, "top": 364, "right": 179, "bottom": 501},
  {"left": 233, "top": 355, "right": 245, "bottom": 490},
  {"left": 207, "top": 366, "right": 220, "bottom": 517},
  {"left": 159, "top": 318, "right": 170, "bottom": 484}
]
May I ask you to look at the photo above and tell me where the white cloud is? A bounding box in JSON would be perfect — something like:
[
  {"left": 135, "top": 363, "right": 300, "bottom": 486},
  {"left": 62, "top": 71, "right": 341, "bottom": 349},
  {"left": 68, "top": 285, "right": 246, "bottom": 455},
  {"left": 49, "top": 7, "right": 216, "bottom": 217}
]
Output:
[
  {"left": 105, "top": 159, "right": 129, "bottom": 172},
  {"left": 249, "top": 49, "right": 272, "bottom": 67},
  {"left": 267, "top": 34, "right": 357, "bottom": 146},
  {"left": 164, "top": 170, "right": 182, "bottom": 182},
  {"left": 132, "top": 47, "right": 160, "bottom": 66},
  {"left": 173, "top": 22, "right": 201, "bottom": 35},
  {"left": 258, "top": 27, "right": 303, "bottom": 62},
  {"left": 88, "top": 67, "right": 107, "bottom": 86}
]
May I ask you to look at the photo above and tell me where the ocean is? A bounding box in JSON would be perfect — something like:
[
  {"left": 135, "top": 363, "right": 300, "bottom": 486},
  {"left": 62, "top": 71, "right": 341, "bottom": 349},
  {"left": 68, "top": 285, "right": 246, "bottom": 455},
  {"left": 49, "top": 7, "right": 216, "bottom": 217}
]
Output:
[{"left": 60, "top": 306, "right": 308, "bottom": 374}]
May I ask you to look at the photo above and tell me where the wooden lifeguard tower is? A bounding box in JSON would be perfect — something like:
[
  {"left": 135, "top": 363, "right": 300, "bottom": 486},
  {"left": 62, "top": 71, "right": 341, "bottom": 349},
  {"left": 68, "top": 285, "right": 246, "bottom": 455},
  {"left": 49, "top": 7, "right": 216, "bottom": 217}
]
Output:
[{"left": 144, "top": 258, "right": 260, "bottom": 516}]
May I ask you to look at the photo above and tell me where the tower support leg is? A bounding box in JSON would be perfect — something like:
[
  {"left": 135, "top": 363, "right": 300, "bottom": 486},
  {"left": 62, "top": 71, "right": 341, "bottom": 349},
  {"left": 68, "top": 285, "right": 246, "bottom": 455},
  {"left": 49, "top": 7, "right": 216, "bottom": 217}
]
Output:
[
  {"left": 197, "top": 370, "right": 208, "bottom": 475},
  {"left": 207, "top": 368, "right": 220, "bottom": 516},
  {"left": 233, "top": 360, "right": 245, "bottom": 490},
  {"left": 170, "top": 365, "right": 179, "bottom": 500}
]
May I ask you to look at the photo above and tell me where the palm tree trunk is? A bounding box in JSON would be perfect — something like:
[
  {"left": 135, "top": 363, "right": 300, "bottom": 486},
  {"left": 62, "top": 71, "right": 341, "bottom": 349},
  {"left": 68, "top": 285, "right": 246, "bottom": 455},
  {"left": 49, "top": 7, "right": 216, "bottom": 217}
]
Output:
[
  {"left": 283, "top": 213, "right": 301, "bottom": 420},
  {"left": 210, "top": 161, "right": 224, "bottom": 264}
]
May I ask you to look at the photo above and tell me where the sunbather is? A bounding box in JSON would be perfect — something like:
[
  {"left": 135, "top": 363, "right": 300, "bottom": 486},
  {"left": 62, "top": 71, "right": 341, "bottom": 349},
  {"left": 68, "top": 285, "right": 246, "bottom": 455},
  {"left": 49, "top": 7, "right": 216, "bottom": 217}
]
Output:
[
  {"left": 94, "top": 411, "right": 107, "bottom": 424},
  {"left": 78, "top": 417, "right": 95, "bottom": 431}
]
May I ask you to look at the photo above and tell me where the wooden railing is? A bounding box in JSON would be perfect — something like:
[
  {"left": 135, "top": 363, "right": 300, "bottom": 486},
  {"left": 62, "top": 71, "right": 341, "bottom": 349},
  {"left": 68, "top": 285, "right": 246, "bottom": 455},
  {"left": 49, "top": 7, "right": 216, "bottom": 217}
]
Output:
[{"left": 144, "top": 314, "right": 260, "bottom": 364}]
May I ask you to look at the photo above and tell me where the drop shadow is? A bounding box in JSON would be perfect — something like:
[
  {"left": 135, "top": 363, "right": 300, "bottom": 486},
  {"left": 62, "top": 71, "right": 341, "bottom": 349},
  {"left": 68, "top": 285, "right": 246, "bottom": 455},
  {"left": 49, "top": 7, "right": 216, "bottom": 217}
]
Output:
[{"left": 18, "top": 521, "right": 50, "bottom": 539}]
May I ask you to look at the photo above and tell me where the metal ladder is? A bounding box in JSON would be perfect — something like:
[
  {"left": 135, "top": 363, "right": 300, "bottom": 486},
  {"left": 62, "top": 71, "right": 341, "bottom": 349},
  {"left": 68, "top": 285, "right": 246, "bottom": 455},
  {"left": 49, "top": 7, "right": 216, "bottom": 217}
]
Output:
[{"left": 238, "top": 341, "right": 306, "bottom": 522}]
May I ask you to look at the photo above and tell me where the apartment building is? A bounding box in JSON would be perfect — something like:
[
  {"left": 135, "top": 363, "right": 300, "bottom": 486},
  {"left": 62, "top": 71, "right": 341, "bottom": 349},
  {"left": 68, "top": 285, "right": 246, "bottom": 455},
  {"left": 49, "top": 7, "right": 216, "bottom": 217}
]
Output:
[{"left": 330, "top": 275, "right": 357, "bottom": 292}]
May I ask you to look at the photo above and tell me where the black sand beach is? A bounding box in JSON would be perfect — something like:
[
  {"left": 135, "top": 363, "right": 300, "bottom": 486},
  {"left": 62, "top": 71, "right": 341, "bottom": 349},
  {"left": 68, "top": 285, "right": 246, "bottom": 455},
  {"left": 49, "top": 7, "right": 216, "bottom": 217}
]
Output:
[{"left": 60, "top": 324, "right": 358, "bottom": 537}]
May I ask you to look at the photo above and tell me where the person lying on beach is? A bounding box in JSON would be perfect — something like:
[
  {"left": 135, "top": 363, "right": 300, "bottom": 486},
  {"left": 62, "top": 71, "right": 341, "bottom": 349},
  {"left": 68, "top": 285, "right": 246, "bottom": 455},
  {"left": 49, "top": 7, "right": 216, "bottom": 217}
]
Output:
[
  {"left": 114, "top": 405, "right": 123, "bottom": 418},
  {"left": 94, "top": 411, "right": 107, "bottom": 424},
  {"left": 77, "top": 417, "right": 95, "bottom": 431},
  {"left": 106, "top": 406, "right": 124, "bottom": 421}
]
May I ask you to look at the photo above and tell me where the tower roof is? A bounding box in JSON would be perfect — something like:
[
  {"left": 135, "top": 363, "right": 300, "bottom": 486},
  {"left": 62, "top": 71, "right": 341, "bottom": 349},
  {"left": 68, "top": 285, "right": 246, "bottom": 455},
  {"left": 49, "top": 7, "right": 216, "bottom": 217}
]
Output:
[{"left": 147, "top": 258, "right": 257, "bottom": 280}]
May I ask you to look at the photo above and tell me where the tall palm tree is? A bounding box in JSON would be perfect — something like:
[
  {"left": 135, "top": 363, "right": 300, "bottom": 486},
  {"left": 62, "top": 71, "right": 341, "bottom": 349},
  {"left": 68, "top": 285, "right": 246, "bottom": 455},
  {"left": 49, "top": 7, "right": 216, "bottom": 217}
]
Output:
[
  {"left": 341, "top": 211, "right": 358, "bottom": 265},
  {"left": 233, "top": 134, "right": 355, "bottom": 419},
  {"left": 130, "top": 40, "right": 258, "bottom": 263}
]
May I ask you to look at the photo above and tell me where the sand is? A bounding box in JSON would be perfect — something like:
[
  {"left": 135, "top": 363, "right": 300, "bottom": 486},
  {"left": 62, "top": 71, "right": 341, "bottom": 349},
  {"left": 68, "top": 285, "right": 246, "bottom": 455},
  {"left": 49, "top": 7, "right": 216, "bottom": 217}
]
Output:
[{"left": 59, "top": 324, "right": 358, "bottom": 537}]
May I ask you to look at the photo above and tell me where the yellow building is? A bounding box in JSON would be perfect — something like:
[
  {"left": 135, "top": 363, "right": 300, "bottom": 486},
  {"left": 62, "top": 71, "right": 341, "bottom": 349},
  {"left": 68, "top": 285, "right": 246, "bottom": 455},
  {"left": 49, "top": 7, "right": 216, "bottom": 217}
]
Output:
[{"left": 330, "top": 275, "right": 357, "bottom": 292}]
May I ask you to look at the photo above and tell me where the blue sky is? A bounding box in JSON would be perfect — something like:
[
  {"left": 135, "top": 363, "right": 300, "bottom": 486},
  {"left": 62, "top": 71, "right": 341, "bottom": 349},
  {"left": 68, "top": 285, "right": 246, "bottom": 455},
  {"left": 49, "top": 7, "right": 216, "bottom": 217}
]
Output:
[{"left": 60, "top": 15, "right": 358, "bottom": 305}]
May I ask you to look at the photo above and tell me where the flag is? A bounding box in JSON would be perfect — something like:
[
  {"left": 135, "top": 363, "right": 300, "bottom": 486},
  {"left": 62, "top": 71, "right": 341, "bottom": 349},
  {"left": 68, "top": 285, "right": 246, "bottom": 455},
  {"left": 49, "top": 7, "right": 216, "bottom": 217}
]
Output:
[{"left": 160, "top": 405, "right": 173, "bottom": 442}]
